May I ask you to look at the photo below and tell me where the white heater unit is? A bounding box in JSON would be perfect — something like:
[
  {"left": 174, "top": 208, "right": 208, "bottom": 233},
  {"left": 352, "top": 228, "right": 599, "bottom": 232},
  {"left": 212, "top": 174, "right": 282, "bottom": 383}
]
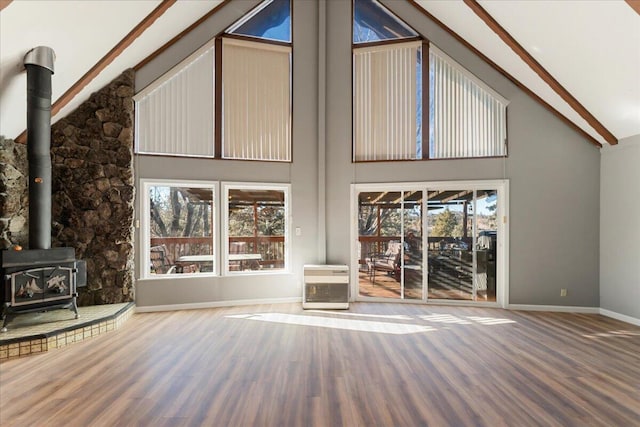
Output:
[{"left": 303, "top": 264, "right": 349, "bottom": 309}]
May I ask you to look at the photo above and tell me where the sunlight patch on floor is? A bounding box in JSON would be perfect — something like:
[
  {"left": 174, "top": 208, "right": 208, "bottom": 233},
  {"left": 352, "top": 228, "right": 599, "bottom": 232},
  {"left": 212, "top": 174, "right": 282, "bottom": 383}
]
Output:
[
  {"left": 419, "top": 314, "right": 473, "bottom": 324},
  {"left": 227, "top": 313, "right": 436, "bottom": 335},
  {"left": 466, "top": 316, "right": 517, "bottom": 325},
  {"left": 419, "top": 314, "right": 516, "bottom": 325},
  {"left": 304, "top": 310, "right": 413, "bottom": 320},
  {"left": 583, "top": 330, "right": 640, "bottom": 339}
]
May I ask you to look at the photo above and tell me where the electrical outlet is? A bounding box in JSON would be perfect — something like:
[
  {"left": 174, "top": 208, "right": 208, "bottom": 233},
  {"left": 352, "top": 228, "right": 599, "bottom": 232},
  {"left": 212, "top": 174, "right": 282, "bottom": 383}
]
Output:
[{"left": 560, "top": 288, "right": 567, "bottom": 297}]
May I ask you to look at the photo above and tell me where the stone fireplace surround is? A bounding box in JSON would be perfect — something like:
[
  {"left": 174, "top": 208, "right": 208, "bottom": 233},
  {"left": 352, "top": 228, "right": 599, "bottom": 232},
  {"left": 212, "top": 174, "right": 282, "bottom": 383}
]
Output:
[{"left": 0, "top": 70, "right": 136, "bottom": 306}]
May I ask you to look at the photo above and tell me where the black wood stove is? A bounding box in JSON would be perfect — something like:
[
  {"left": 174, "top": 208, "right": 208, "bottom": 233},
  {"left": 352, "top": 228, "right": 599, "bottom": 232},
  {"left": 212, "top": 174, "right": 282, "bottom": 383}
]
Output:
[{"left": 1, "top": 46, "right": 86, "bottom": 332}]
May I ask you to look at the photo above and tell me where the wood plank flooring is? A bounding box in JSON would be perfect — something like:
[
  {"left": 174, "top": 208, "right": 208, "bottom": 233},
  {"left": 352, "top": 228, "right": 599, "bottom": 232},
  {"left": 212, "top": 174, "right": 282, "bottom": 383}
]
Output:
[{"left": 1, "top": 303, "right": 639, "bottom": 426}]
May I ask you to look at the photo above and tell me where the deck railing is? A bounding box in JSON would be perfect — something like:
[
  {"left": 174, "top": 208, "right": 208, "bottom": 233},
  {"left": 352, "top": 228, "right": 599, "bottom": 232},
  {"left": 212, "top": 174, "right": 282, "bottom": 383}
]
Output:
[
  {"left": 150, "top": 235, "right": 285, "bottom": 269},
  {"left": 358, "top": 235, "right": 473, "bottom": 264}
]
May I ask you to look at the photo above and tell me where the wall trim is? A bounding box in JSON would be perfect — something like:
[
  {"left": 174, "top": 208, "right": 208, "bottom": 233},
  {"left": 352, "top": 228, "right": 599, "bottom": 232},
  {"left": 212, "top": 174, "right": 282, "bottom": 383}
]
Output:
[
  {"left": 600, "top": 308, "right": 640, "bottom": 327},
  {"left": 507, "top": 304, "right": 600, "bottom": 314},
  {"left": 135, "top": 297, "right": 301, "bottom": 313}
]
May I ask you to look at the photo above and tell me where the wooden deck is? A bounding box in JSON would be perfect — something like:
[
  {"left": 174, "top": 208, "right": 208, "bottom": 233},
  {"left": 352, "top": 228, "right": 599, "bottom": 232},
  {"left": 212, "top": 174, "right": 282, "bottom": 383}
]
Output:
[
  {"left": 357, "top": 269, "right": 496, "bottom": 302},
  {"left": 1, "top": 303, "right": 639, "bottom": 426}
]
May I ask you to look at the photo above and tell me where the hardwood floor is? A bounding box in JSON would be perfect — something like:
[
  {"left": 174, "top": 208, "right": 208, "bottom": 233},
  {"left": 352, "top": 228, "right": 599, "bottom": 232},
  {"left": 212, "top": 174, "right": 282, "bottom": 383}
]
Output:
[{"left": 1, "top": 303, "right": 639, "bottom": 426}]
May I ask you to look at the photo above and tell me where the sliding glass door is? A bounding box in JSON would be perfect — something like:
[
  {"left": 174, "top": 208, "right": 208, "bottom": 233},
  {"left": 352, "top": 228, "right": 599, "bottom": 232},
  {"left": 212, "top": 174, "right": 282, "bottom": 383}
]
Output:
[
  {"left": 353, "top": 181, "right": 506, "bottom": 306},
  {"left": 426, "top": 189, "right": 498, "bottom": 302},
  {"left": 357, "top": 190, "right": 423, "bottom": 300}
]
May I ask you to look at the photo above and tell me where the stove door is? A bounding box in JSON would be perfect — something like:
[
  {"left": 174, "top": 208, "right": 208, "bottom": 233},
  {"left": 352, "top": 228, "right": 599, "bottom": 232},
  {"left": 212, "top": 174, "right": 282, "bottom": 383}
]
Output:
[{"left": 11, "top": 266, "right": 74, "bottom": 306}]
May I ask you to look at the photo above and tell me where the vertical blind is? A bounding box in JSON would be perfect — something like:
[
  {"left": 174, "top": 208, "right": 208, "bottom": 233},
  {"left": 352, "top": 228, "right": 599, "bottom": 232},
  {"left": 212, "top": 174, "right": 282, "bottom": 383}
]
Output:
[
  {"left": 354, "top": 41, "right": 420, "bottom": 161},
  {"left": 135, "top": 46, "right": 215, "bottom": 157},
  {"left": 223, "top": 38, "right": 291, "bottom": 161},
  {"left": 430, "top": 46, "right": 508, "bottom": 159}
]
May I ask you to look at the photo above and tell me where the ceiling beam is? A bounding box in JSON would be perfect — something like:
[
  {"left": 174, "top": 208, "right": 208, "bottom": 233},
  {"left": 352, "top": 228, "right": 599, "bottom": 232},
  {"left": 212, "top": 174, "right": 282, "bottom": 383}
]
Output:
[
  {"left": 462, "top": 0, "right": 617, "bottom": 145},
  {"left": 626, "top": 0, "right": 640, "bottom": 15},
  {"left": 0, "top": 0, "right": 12, "bottom": 12},
  {"left": 15, "top": 0, "right": 177, "bottom": 143},
  {"left": 406, "top": 0, "right": 602, "bottom": 148}
]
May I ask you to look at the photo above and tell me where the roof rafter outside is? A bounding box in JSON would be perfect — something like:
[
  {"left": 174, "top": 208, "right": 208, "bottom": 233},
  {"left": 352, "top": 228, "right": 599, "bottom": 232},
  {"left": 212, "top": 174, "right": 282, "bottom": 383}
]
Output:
[{"left": 463, "top": 0, "right": 617, "bottom": 145}]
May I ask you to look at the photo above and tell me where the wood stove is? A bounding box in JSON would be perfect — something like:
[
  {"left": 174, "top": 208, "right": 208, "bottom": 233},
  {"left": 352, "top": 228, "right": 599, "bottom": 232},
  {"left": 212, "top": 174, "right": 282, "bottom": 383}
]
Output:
[
  {"left": 1, "top": 248, "right": 86, "bottom": 331},
  {"left": 1, "top": 47, "right": 86, "bottom": 332}
]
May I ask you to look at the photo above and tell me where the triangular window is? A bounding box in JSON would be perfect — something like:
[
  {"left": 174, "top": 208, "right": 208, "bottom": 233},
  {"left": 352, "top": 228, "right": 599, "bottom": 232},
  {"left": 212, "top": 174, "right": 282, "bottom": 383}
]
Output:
[
  {"left": 227, "top": 0, "right": 291, "bottom": 43},
  {"left": 353, "top": 0, "right": 418, "bottom": 44}
]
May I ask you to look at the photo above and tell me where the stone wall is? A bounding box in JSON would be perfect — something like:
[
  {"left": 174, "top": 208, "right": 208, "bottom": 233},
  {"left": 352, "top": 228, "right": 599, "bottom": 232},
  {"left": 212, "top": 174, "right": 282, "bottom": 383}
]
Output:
[
  {"left": 0, "top": 137, "right": 28, "bottom": 249},
  {"left": 0, "top": 69, "right": 136, "bottom": 305}
]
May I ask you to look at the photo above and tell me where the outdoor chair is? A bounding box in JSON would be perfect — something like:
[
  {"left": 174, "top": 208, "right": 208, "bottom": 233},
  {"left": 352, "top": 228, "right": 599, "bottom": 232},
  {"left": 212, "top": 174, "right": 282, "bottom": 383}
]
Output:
[
  {"left": 150, "top": 245, "right": 176, "bottom": 274},
  {"left": 366, "top": 241, "right": 402, "bottom": 284}
]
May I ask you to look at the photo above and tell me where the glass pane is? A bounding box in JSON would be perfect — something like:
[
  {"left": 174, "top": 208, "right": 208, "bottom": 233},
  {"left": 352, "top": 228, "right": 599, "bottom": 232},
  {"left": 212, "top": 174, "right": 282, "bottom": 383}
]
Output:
[
  {"left": 353, "top": 0, "right": 418, "bottom": 43},
  {"left": 228, "top": 0, "right": 291, "bottom": 43},
  {"left": 475, "top": 190, "right": 498, "bottom": 302},
  {"left": 403, "top": 191, "right": 423, "bottom": 300},
  {"left": 427, "top": 190, "right": 473, "bottom": 300},
  {"left": 228, "top": 189, "right": 286, "bottom": 272},
  {"left": 149, "top": 186, "right": 214, "bottom": 274},
  {"left": 358, "top": 191, "right": 402, "bottom": 299}
]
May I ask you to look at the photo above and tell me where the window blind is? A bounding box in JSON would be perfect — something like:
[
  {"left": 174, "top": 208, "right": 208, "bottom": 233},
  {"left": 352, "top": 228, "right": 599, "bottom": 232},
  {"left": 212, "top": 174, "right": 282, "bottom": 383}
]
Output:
[
  {"left": 222, "top": 38, "right": 291, "bottom": 161},
  {"left": 430, "top": 45, "right": 508, "bottom": 159},
  {"left": 135, "top": 46, "right": 215, "bottom": 157},
  {"left": 354, "top": 41, "right": 420, "bottom": 161}
]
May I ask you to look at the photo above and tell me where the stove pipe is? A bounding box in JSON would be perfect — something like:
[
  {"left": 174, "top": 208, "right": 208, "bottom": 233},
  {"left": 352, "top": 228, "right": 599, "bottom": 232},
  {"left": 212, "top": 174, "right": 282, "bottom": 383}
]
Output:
[{"left": 24, "top": 46, "right": 55, "bottom": 250}]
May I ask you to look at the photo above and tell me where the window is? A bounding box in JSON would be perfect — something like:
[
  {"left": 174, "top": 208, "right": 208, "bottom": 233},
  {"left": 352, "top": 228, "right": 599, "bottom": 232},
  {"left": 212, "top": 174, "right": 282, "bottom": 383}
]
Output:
[
  {"left": 135, "top": 43, "right": 215, "bottom": 157},
  {"left": 141, "top": 180, "right": 217, "bottom": 277},
  {"left": 352, "top": 0, "right": 508, "bottom": 162},
  {"left": 222, "top": 0, "right": 292, "bottom": 161},
  {"left": 134, "top": 0, "right": 291, "bottom": 162},
  {"left": 429, "top": 46, "right": 508, "bottom": 158},
  {"left": 353, "top": 0, "right": 418, "bottom": 43},
  {"left": 354, "top": 41, "right": 422, "bottom": 161},
  {"left": 226, "top": 0, "right": 291, "bottom": 43},
  {"left": 222, "top": 39, "right": 291, "bottom": 161},
  {"left": 353, "top": 0, "right": 422, "bottom": 162},
  {"left": 223, "top": 183, "right": 290, "bottom": 274}
]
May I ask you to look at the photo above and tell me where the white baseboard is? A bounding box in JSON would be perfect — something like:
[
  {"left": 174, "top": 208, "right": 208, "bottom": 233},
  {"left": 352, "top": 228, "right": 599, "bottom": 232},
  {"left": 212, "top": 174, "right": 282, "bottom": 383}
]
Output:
[
  {"left": 599, "top": 308, "right": 640, "bottom": 326},
  {"left": 507, "top": 304, "right": 600, "bottom": 314},
  {"left": 135, "top": 297, "right": 302, "bottom": 313}
]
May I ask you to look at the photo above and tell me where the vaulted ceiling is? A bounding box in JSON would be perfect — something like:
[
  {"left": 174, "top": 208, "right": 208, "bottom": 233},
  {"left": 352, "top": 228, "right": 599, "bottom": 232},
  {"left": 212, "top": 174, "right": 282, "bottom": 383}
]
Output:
[{"left": 1, "top": 0, "right": 639, "bottom": 146}]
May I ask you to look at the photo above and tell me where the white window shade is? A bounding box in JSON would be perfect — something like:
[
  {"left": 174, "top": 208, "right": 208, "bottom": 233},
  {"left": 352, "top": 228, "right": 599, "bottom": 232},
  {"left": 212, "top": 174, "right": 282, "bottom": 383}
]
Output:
[
  {"left": 135, "top": 45, "right": 215, "bottom": 157},
  {"left": 223, "top": 38, "right": 291, "bottom": 161},
  {"left": 354, "top": 41, "right": 420, "bottom": 161},
  {"left": 430, "top": 45, "right": 508, "bottom": 159}
]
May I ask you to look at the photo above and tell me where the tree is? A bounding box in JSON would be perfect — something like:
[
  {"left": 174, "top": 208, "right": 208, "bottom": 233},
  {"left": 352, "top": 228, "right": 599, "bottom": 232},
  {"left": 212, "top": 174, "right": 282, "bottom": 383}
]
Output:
[
  {"left": 149, "top": 186, "right": 212, "bottom": 238},
  {"left": 431, "top": 208, "right": 458, "bottom": 237}
]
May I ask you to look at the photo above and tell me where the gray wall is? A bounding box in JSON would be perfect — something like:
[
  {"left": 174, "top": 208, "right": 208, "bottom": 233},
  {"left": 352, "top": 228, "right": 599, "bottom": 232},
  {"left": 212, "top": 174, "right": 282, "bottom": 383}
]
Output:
[
  {"left": 135, "top": 0, "right": 319, "bottom": 307},
  {"left": 136, "top": 0, "right": 601, "bottom": 309},
  {"left": 600, "top": 135, "right": 640, "bottom": 319},
  {"left": 325, "top": 0, "right": 601, "bottom": 307}
]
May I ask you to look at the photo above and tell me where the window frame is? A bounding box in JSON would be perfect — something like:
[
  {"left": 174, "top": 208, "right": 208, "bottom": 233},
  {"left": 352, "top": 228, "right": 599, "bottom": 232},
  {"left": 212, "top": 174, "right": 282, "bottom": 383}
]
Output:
[
  {"left": 219, "top": 37, "right": 293, "bottom": 162},
  {"left": 134, "top": 39, "right": 217, "bottom": 159},
  {"left": 139, "top": 179, "right": 220, "bottom": 279},
  {"left": 353, "top": 39, "right": 426, "bottom": 162},
  {"left": 351, "top": 0, "right": 509, "bottom": 163},
  {"left": 222, "top": 182, "right": 291, "bottom": 276},
  {"left": 133, "top": 0, "right": 293, "bottom": 162},
  {"left": 429, "top": 44, "right": 509, "bottom": 160}
]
